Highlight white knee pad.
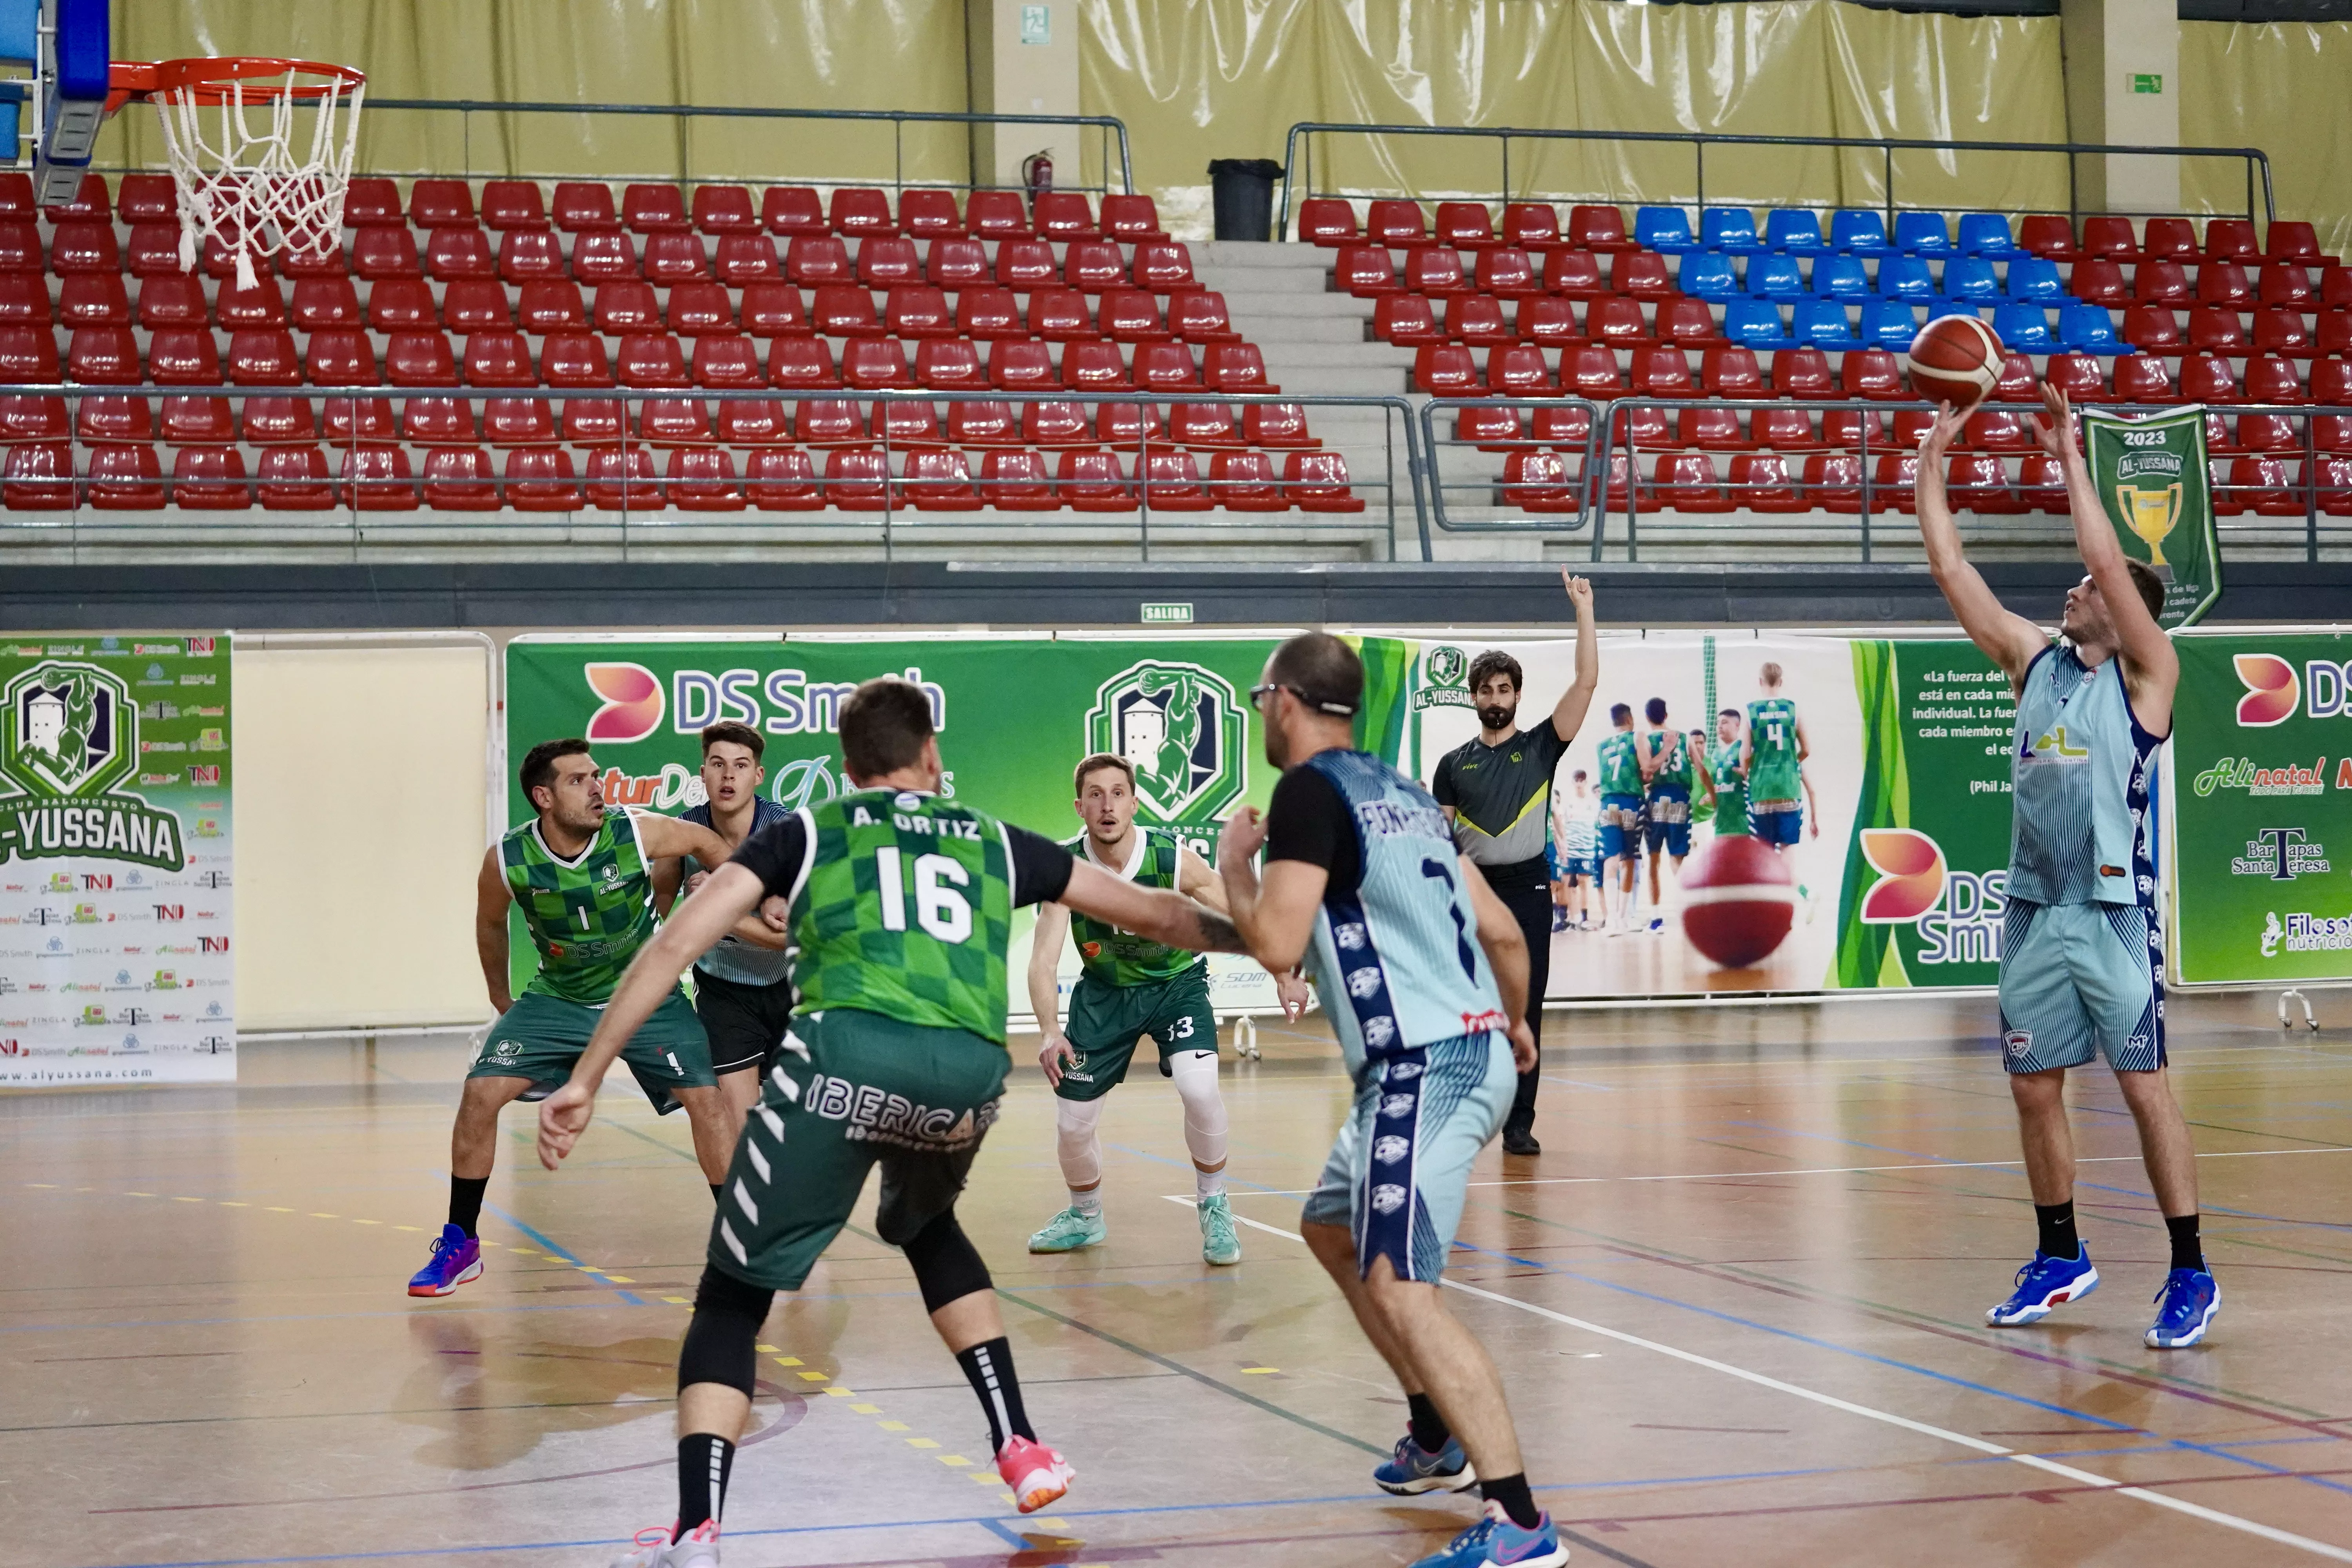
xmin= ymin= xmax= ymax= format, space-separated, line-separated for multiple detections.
xmin=1055 ymin=1095 xmax=1104 ymax=1189
xmin=1168 ymin=1049 xmax=1228 ymax=1170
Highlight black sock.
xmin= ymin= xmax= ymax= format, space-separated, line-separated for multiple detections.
xmin=955 ymin=1336 xmax=1036 ymax=1453
xmin=2034 ymin=1200 xmax=2078 ymax=1261
xmin=711 ymin=1183 xmax=724 ymax=1206
xmin=2166 ymin=1213 xmax=2205 ymax=1273
xmin=1406 ymin=1391 xmax=1451 ymax=1452
xmin=1481 ymin=1472 xmax=1542 ymax=1530
xmin=675 ymin=1433 xmax=734 ymax=1537
xmin=448 ymin=1175 xmax=488 ymax=1238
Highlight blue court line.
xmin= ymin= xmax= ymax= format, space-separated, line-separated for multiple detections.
xmin=481 ymin=1202 xmax=648 ymax=1306
xmin=1724 ymin=1118 xmax=2352 ymax=1237
xmin=1441 ymin=1235 xmax=2352 ymax=1500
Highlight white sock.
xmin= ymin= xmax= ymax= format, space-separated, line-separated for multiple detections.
xmin=1195 ymin=1165 xmax=1226 ymax=1201
xmin=1070 ymin=1186 xmax=1102 ymax=1217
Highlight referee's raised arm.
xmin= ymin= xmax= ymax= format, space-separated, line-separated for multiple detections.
xmin=1550 ymin=572 xmax=1599 ymax=743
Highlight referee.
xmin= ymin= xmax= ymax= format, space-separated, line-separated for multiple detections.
xmin=1428 ymin=573 xmax=1599 ymax=1156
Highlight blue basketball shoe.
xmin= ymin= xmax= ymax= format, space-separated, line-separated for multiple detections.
xmin=407 ymin=1223 xmax=482 ymax=1297
xmin=1373 ymin=1431 xmax=1477 ymax=1495
xmin=2146 ymin=1269 xmax=2220 ymax=1348
xmin=1409 ymin=1501 xmax=1570 ymax=1568
xmin=1986 ymin=1247 xmax=2097 ymax=1327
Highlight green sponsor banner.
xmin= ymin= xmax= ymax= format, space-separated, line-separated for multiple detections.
xmin=1832 ymin=639 xmax=2018 ymax=989
xmin=0 ymin=633 xmax=235 ymax=1087
xmin=2082 ymin=405 xmax=2221 ymax=629
xmin=503 ymin=634 xmax=1412 ymax=1004
xmin=2173 ymin=632 xmax=2352 ymax=983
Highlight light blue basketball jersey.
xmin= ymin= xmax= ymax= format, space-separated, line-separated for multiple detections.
xmin=1297 ymin=750 xmax=1508 ymax=1076
xmin=2008 ymin=643 xmax=2163 ymax=908
xmin=682 ymin=797 xmax=798 ymax=986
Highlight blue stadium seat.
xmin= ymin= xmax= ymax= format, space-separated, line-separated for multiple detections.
xmin=1810 ymin=254 xmax=1872 ymax=300
xmin=1762 ymin=209 xmax=1828 ymax=254
xmin=1860 ymin=297 xmax=1919 ymax=349
xmin=1956 ymin=212 xmax=2024 ymax=258
xmin=1941 ymin=257 xmax=2002 ymax=304
xmin=1894 ymin=211 xmax=1953 ymax=255
xmin=1877 ymin=256 xmax=1937 ymax=301
xmin=1636 ymin=206 xmax=1699 ymax=254
xmin=2005 ymin=257 xmax=2065 ymax=303
xmin=1926 ymin=299 xmax=1983 ymax=323
xmin=2058 ymin=301 xmax=2122 ymax=354
xmin=1678 ymin=250 xmax=1740 ymax=300
xmin=1745 ymin=252 xmax=1807 ymax=299
xmin=1700 ymin=206 xmax=1765 ymax=254
xmin=1992 ymin=301 xmax=2054 ymax=352
xmin=1791 ymin=298 xmax=1860 ymax=350
xmin=1829 ymin=209 xmax=1893 ymax=256
xmin=1722 ymin=298 xmax=1790 ymax=346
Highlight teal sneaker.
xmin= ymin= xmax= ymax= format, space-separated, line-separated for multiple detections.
xmin=1198 ymin=1193 xmax=1241 ymax=1266
xmin=1027 ymin=1205 xmax=1106 ymax=1253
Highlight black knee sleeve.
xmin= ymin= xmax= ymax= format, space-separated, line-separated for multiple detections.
xmin=901 ymin=1209 xmax=993 ymax=1314
xmin=678 ymin=1264 xmax=775 ymax=1398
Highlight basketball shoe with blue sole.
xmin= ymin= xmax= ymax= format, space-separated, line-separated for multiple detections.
xmin=1373 ymin=1432 xmax=1477 ymax=1495
xmin=2146 ymin=1268 xmax=2220 ymax=1348
xmin=407 ymin=1223 xmax=482 ymax=1297
xmin=1986 ymin=1247 xmax=2097 ymax=1327
xmin=1409 ymin=1501 xmax=1570 ymax=1568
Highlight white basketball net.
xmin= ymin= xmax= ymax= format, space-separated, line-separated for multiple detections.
xmin=147 ymin=65 xmax=364 ymax=292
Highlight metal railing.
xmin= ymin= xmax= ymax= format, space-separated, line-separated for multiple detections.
xmin=1417 ymin=396 xmax=1607 ymax=539
xmin=102 ymin=101 xmax=1136 ymax=199
xmin=1279 ymin=123 xmax=2275 ymax=238
xmin=0 ymin=385 xmax=1425 ymax=563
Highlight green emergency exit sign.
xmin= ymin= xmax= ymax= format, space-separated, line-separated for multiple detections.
xmin=1141 ymin=602 xmax=1193 ymax=624
xmin=2131 ymin=73 xmax=2163 ymax=94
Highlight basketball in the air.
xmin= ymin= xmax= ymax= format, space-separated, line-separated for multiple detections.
xmin=1682 ymin=835 xmax=1798 ymax=969
xmin=1905 ymin=315 xmax=2006 ymax=409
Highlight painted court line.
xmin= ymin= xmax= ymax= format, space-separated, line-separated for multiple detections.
xmin=1186 ymin=1201 xmax=2352 ymax=1563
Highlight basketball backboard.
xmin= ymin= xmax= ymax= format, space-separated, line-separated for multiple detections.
xmin=0 ymin=0 xmax=112 ymax=205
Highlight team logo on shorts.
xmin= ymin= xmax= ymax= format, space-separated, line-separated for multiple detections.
xmin=2003 ymin=1029 xmax=2033 ymax=1060
xmin=1346 ymin=969 xmax=1381 ymax=998
xmin=1369 ymin=1183 xmax=1408 ymax=1215
xmin=1373 ymin=1135 xmax=1410 ymax=1165
xmin=1380 ymin=1092 xmax=1417 ymax=1118
xmin=1386 ymin=1061 xmax=1423 ymax=1080
xmin=1362 ymin=1014 xmax=1396 ymax=1049
xmin=1334 ymin=922 xmax=1367 ymax=950
xmin=1083 ymin=661 xmax=1246 ymax=826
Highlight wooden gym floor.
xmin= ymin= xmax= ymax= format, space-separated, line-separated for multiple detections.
xmin=8 ymin=989 xmax=2352 ymax=1568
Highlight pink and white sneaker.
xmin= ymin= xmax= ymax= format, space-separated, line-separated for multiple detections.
xmin=996 ymin=1436 xmax=1075 ymax=1514
xmin=607 ymin=1520 xmax=719 ymax=1568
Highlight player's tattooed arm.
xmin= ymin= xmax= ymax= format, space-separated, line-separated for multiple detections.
xmin=474 ymin=847 xmax=514 ymax=1015
xmin=1063 ymin=860 xmax=1246 ymax=956
xmin=1460 ymin=857 xmax=1539 ymax=1073
xmin=537 ymin=861 xmax=766 ymax=1169
xmin=1550 ymin=572 xmax=1601 ymax=743
xmin=1917 ymin=400 xmax=2047 ymax=686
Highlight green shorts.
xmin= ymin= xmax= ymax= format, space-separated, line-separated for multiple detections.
xmin=469 ymin=989 xmax=716 ymax=1114
xmin=710 ymin=1007 xmax=1009 ymax=1291
xmin=1054 ymin=965 xmax=1217 ymax=1103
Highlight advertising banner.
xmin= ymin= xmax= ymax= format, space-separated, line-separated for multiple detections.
xmin=0 ymin=633 xmax=234 ymax=1086
xmin=503 ymin=635 xmax=1422 ymax=1015
xmin=2173 ymin=631 xmax=2352 ymax=983
xmin=2082 ymin=405 xmax=2221 ymax=629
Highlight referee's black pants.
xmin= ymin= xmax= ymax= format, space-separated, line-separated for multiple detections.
xmin=1494 ymin=880 xmax=1552 ymax=1138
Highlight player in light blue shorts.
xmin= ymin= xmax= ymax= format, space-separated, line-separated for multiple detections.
xmin=1220 ymin=633 xmax=1566 ymax=1568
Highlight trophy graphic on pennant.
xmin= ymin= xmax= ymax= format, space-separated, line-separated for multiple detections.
xmin=2118 ymin=481 xmax=2183 ymax=571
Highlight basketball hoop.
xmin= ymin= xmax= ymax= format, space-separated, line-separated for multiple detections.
xmin=108 ymin=58 xmax=366 ymax=292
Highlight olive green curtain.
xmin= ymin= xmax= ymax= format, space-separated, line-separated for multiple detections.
xmin=2178 ymin=20 xmax=2352 ymax=257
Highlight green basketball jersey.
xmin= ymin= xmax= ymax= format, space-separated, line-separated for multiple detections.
xmin=1709 ymin=737 xmax=1751 ymax=832
xmin=501 ymin=811 xmax=660 ymax=1005
xmin=1063 ymin=829 xmax=1204 ymax=988
xmin=1747 ymin=697 xmax=1802 ymax=803
xmin=1596 ymin=730 xmax=1643 ymax=798
xmin=790 ymin=789 xmax=1016 ymax=1043
xmin=1644 ymin=729 xmax=1692 ymax=793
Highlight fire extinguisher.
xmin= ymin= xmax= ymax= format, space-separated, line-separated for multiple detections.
xmin=1022 ymin=151 xmax=1053 ymax=199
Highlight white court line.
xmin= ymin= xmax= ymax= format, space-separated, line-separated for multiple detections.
xmin=1157 ymin=1196 xmax=2352 ymax=1562
xmin=1187 ymin=1144 xmax=2352 ymax=1200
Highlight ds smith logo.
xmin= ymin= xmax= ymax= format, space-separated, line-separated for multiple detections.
xmin=2230 ymin=653 xmax=2352 ymax=727
xmin=1084 ymin=661 xmax=1247 ymax=826
xmin=1412 ymin=644 xmax=1475 ymax=712
xmin=1856 ymin=828 xmax=2006 ymax=965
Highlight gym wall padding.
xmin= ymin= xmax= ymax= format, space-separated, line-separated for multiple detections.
xmin=232 ymin=644 xmax=492 ymax=1031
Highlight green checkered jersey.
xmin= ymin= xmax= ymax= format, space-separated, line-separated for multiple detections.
xmin=1643 ymin=730 xmax=1693 ymax=792
xmin=1747 ymin=697 xmax=1802 ymax=803
xmin=1063 ymin=829 xmax=1205 ymax=987
xmin=501 ymin=811 xmax=659 ymax=1005
xmin=1709 ymin=738 xmax=1751 ymax=832
xmin=1596 ymin=730 xmax=1643 ymax=797
xmin=732 ymin=788 xmax=1075 ymax=1045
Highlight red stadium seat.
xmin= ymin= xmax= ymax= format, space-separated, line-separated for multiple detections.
xmin=2112 ymin=353 xmax=2178 ymax=403
xmin=789 ymin=398 xmax=859 ymax=446
xmin=996 ymin=239 xmax=1060 ymax=289
xmin=1615 ymin=252 xmax=1678 ymax=300
xmin=1841 ymin=348 xmax=1907 ymax=401
xmin=497 ymin=227 xmax=566 ymax=283
xmin=1203 ymin=342 xmax=1276 ymax=393
xmin=49 ymin=221 xmax=120 ymax=274
xmin=508 ymin=281 xmax=583 ymax=336
xmin=1556 ymin=345 xmax=1622 ymax=398
xmin=148 ymin=328 xmax=221 ymax=386
xmin=759 ymin=338 xmax=835 ymax=391
xmin=1948 ymin=452 xmax=2024 ymax=514
xmin=2178 ymin=353 xmax=2242 ymax=404
xmin=87 ymin=443 xmax=167 ymax=509
xmin=830 ymin=187 xmax=896 ymax=238
xmin=2069 ymin=258 xmax=2129 ymax=307
xmin=1336 ymin=245 xmax=1400 ymax=298
xmin=1133 ymin=241 xmax=1196 ymax=294
xmin=1570 ymin=205 xmax=1637 ymax=252
xmin=2207 ymin=220 xmax=2260 ymax=262
xmin=762 ymin=187 xmax=826 ymax=236
xmin=1286 ymin=450 xmax=1365 ymax=512
xmin=1058 ymin=450 xmax=1134 ymax=512
xmin=2187 ymin=305 xmax=2247 ymax=353
xmin=116 ymin=173 xmax=172 ymax=224
xmin=657 ymin=281 xmax=729 ymax=336
xmin=1097 ymin=400 xmax=1166 ymax=450
xmin=443 ymin=279 xmax=514 ymax=333
xmin=321 ymin=396 xmax=398 ymax=443
xmin=0 ymin=220 xmax=41 ymax=272
xmin=2 ymin=441 xmax=74 ymax=509
xmin=884 ymin=284 xmax=955 ymax=340
xmin=494 ymin=447 xmax=577 ymax=512
xmin=352 ymin=227 xmax=423 ymax=280
xmin=1448 ymin=295 xmax=1510 ymax=346
xmin=872 ymin=396 xmax=942 ymax=446
xmin=483 ymin=181 xmax=549 ymax=230
xmin=709 ymin=395 xmax=786 ymax=446
xmin=1458 ymin=404 xmax=1526 ymax=450
xmin=1033 ymin=192 xmax=1098 ymax=241
xmin=1062 ymin=340 xmax=1131 ymax=391
xmin=553 ymin=182 xmax=620 ymax=231
xmin=623 ymin=184 xmax=691 ymax=234
xmin=1531 ymin=404 xmax=1592 ymax=448
xmin=0 ymin=394 xmax=73 ymax=442
xmin=2243 ymin=354 xmax=2305 ymax=404
xmin=810 ymin=283 xmax=882 ymax=338
xmin=399 ymin=396 xmax=477 ymax=444
xmin=214 ymin=280 xmax=285 ymax=330
xmin=1731 ymin=452 xmax=1806 ymax=512
xmin=251 ymin=445 xmax=334 ymax=510
xmin=1029 ymin=287 xmax=1094 ymax=343
xmin=1658 ymin=299 xmax=1724 ymax=348
xmin=158 ymin=395 xmax=236 ymax=443
xmin=2259 ymin=263 xmax=2315 ymax=309
xmin=2311 ymin=356 xmax=2352 ymax=403
xmin=1138 ymin=450 xmax=1212 ymax=510
xmin=786 ymin=236 xmax=853 ymax=286
xmin=1488 ymin=343 xmax=1555 ymax=395
xmin=1209 ymin=449 xmax=1288 ymax=510
xmin=665 ymin=448 xmax=746 ymax=511
xmin=2255 ymin=309 xmax=2314 ymax=359
xmin=2019 ymin=215 xmax=2076 ymax=261
xmin=978 ymin=448 xmax=1058 ymax=509
xmin=897 ymin=189 xmax=964 ymax=239
xmin=1101 ymin=288 xmax=1171 ymax=343
xmin=714 ymin=233 xmax=782 ymax=286
xmin=1368 ymin=200 xmax=1431 ymax=248
xmin=1773 ymin=349 xmax=1836 ymax=399
xmin=2042 ymin=352 xmax=2108 ymax=400
xmin=687 ymin=334 xmax=762 ymax=390
xmin=2198 ymin=261 xmax=2253 ymax=309
xmin=537 ymin=331 xmax=613 ymax=389
xmin=2267 ymin=221 xmax=2323 ymax=262
xmin=56 ymin=274 xmax=126 ymax=328
xmin=482 ymin=397 xmax=557 ymax=446
xmin=857 ymin=236 xmax=922 ymax=289
xmin=2081 ymin=216 xmax=2139 ymax=261
xmin=0 ymin=271 xmax=49 ymax=325
xmin=1066 ymin=240 xmax=1128 ymax=294
xmin=2122 ymin=305 xmax=2182 ymax=352
xmin=730 ymin=282 xmax=802 ymax=339
xmin=1244 ymin=402 xmax=1316 ymax=448
xmin=1630 ymin=345 xmax=1697 ymax=397
xmin=1515 ymin=297 xmax=1581 ymax=347
xmin=386 ymin=329 xmax=460 ymax=387
xmin=572 ymin=231 xmax=640 ymax=280
xmin=343 ymin=177 xmax=402 ymax=226
xmin=1414 ymin=343 xmax=1482 ymax=394
xmin=368 ymin=279 xmax=437 ymax=332
xmin=944 ymin=399 xmax=1018 ymax=446
xmin=1679 ymin=406 xmax=1748 ymax=451
xmin=944 ymin=285 xmax=1016 ymax=342
xmin=584 ymin=444 xmax=660 ymax=509
xmin=426 ymin=227 xmax=497 ymax=282
xmin=1171 ymin=401 xmax=1242 ymax=447
xmin=463 ymin=332 xmax=537 ymax=388
xmin=419 ymin=446 xmax=500 ymax=510
xmin=1476 ymin=247 xmax=1541 ymax=298
xmin=1405 ymin=247 xmax=1470 ymax=297
xmin=1023 ymin=400 xmax=1094 ymax=447
xmin=2015 ymin=453 xmax=2067 ymax=512
xmin=2141 ymin=218 xmax=2197 ymax=262
xmin=841 ymin=338 xmax=915 ymax=390
xmin=1101 ymin=194 xmax=1165 ymax=241
xmin=1376 ymin=294 xmax=1443 ymax=346
xmin=923 ymin=238 xmax=989 ymax=290
xmin=1298 ymin=198 xmax=1360 ymax=246
xmin=1501 ymin=203 xmax=1563 ymax=253
xmin=642 ymin=232 xmax=711 ymax=285
xmin=823 ymin=448 xmax=890 ymax=509
xmin=964 ymin=191 xmax=1030 ymax=240
xmin=902 ymin=449 xmax=982 ymax=512
xmin=1436 ymin=203 xmax=1498 ymax=250
xmin=2135 ymin=261 xmax=2191 ymax=305
xmin=745 ymin=447 xmax=824 ymax=510
xmin=1134 ymin=341 xmax=1203 ymax=391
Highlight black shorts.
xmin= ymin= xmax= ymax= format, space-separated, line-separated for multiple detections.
xmin=692 ymin=968 xmax=795 ymax=1077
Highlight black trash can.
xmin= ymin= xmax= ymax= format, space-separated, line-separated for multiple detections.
xmin=1207 ymin=158 xmax=1285 ymax=241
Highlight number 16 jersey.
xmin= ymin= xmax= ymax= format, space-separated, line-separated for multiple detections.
xmin=1264 ymin=749 xmax=1505 ymax=1076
